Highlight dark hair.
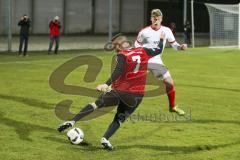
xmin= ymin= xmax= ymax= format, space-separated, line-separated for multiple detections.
xmin=111 ymin=33 xmax=123 ymax=42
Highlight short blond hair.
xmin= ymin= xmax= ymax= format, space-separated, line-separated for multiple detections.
xmin=151 ymin=9 xmax=163 ymax=17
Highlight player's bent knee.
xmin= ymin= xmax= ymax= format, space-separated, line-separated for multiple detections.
xmin=116 ymin=113 xmax=129 ymax=124
xmin=162 ymin=71 xmax=172 ymax=81
xmin=95 ymin=98 xmax=105 ymax=108
xmin=151 ymin=70 xmax=162 ymax=79
xmin=165 ymin=82 xmax=175 ymax=92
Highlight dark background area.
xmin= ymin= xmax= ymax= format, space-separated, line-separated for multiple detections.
xmin=145 ymin=0 xmax=239 ymax=33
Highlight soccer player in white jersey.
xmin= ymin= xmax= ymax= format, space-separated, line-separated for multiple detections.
xmin=135 ymin=9 xmax=187 ymax=115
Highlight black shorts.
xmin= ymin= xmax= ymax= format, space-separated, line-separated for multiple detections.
xmin=95 ymin=90 xmax=143 ymax=122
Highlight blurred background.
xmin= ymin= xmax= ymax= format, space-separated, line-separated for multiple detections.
xmin=0 ymin=0 xmax=239 ymax=51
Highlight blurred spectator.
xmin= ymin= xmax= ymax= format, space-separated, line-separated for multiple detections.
xmin=48 ymin=16 xmax=61 ymax=54
xmin=184 ymin=21 xmax=191 ymax=45
xmin=18 ymin=14 xmax=30 ymax=57
xmin=169 ymin=22 xmax=176 ymax=36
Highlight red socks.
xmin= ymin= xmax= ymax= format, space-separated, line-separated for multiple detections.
xmin=166 ymin=84 xmax=175 ymax=109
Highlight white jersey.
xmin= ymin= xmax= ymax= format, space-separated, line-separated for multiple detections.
xmin=135 ymin=25 xmax=179 ymax=65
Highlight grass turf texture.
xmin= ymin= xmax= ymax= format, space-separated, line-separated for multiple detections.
xmin=0 ymin=48 xmax=240 ymax=160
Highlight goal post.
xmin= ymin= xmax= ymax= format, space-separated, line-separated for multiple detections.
xmin=205 ymin=3 xmax=240 ymax=48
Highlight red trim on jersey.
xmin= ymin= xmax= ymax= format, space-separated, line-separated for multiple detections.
xmin=161 ymin=25 xmax=171 ymax=29
xmin=150 ymin=25 xmax=161 ymax=31
xmin=169 ymin=40 xmax=176 ymax=44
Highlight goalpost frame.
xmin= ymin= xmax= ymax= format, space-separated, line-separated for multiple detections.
xmin=8 ymin=0 xmax=12 ymax=52
xmin=191 ymin=0 xmax=195 ymax=48
xmin=205 ymin=3 xmax=240 ymax=48
xmin=238 ymin=3 xmax=240 ymax=49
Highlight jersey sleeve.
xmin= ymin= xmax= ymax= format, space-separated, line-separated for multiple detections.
xmin=166 ymin=27 xmax=176 ymax=43
xmin=134 ymin=30 xmax=144 ymax=47
xmin=166 ymin=27 xmax=181 ymax=50
xmin=105 ymin=54 xmax=126 ymax=86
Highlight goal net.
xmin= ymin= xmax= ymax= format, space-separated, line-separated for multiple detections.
xmin=205 ymin=3 xmax=240 ymax=48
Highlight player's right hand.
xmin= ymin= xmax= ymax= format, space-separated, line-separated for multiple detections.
xmin=180 ymin=44 xmax=187 ymax=50
xmin=96 ymin=84 xmax=109 ymax=92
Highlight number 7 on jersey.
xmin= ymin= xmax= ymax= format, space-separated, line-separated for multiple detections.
xmin=132 ymin=55 xmax=141 ymax=73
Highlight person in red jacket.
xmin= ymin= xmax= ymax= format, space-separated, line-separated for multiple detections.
xmin=48 ymin=16 xmax=61 ymax=54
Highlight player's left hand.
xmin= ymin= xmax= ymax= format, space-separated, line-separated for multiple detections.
xmin=160 ymin=32 xmax=165 ymax=39
xmin=96 ymin=84 xmax=109 ymax=92
xmin=180 ymin=44 xmax=187 ymax=50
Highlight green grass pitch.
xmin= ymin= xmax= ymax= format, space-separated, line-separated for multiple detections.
xmin=0 ymin=48 xmax=240 ymax=160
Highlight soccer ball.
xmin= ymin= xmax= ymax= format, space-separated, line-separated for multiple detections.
xmin=67 ymin=128 xmax=84 ymax=145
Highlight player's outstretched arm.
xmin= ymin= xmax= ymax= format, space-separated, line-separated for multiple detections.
xmin=97 ymin=54 xmax=126 ymax=92
xmin=170 ymin=41 xmax=188 ymax=51
xmin=178 ymin=44 xmax=187 ymax=50
xmin=167 ymin=27 xmax=187 ymax=51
